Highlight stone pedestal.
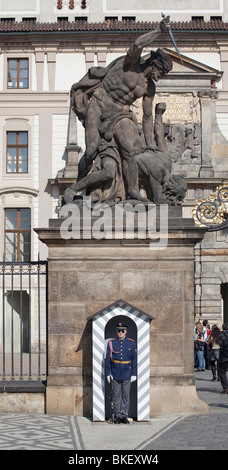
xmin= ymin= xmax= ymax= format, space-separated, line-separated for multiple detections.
xmin=36 ymin=207 xmax=210 ymax=418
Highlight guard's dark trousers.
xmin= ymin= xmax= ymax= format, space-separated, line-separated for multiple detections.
xmin=112 ymin=379 xmax=131 ymax=419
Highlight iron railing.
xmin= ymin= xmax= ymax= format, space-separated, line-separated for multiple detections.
xmin=0 ymin=260 xmax=48 ymax=383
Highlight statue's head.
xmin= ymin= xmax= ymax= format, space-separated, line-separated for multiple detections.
xmin=163 ymin=175 xmax=187 ymax=206
xmin=147 ymin=49 xmax=173 ymax=79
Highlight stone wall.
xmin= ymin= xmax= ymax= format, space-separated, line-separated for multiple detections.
xmin=36 ymin=210 xmax=209 ymax=417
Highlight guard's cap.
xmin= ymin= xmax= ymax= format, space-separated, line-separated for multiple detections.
xmin=116 ymin=322 xmax=128 ymax=330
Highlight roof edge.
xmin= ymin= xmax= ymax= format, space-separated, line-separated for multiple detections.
xmin=0 ymin=19 xmax=228 ymax=34
xmin=87 ymin=299 xmax=155 ymax=321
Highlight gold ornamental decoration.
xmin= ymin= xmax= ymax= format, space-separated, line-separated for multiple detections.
xmin=192 ymin=183 xmax=228 ymax=228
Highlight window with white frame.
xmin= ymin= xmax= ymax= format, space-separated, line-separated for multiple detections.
xmin=4 ymin=208 xmax=31 ymax=262
xmin=6 ymin=131 xmax=28 ymax=173
xmin=7 ymin=58 xmax=29 ymax=89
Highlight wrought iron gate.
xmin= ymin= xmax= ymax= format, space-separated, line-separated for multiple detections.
xmin=0 ymin=260 xmax=48 ymax=384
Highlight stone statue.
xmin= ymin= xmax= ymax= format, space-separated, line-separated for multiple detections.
xmin=63 ymin=16 xmax=187 ymax=206
xmin=189 ymin=92 xmax=200 ymax=123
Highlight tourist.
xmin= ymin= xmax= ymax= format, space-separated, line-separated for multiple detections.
xmin=195 ymin=323 xmax=206 ymax=371
xmin=207 ymin=325 xmax=221 ymax=381
xmin=203 ymin=319 xmax=209 ymax=369
xmin=218 ymin=322 xmax=228 ymax=393
xmin=194 ymin=321 xmax=201 ymax=369
xmin=206 ymin=323 xmax=211 ymax=337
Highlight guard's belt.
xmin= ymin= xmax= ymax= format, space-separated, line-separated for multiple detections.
xmin=111 ymin=359 xmax=131 ymax=364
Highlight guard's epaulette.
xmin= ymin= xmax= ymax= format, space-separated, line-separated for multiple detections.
xmin=127 ymin=337 xmax=135 ymax=341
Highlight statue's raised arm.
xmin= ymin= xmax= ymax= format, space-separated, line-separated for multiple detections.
xmin=124 ymin=16 xmax=171 ymax=66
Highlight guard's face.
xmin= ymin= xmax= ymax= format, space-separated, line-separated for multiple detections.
xmin=117 ymin=329 xmax=127 ymax=339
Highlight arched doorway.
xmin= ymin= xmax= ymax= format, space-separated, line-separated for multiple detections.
xmin=221 ymin=283 xmax=228 ymax=323
xmin=90 ymin=299 xmax=154 ymax=421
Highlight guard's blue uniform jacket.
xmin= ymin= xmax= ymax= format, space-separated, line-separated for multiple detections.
xmin=105 ymin=336 xmax=137 ymax=381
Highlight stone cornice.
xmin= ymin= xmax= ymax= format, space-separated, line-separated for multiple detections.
xmin=0 ymin=187 xmax=39 ymax=196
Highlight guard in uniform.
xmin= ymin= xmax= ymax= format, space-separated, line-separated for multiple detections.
xmin=105 ymin=322 xmax=137 ymax=423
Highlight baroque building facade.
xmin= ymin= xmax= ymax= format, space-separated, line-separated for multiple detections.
xmin=0 ymin=0 xmax=228 ymax=346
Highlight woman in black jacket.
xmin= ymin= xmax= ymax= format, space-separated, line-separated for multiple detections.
xmin=207 ymin=326 xmax=220 ymax=381
xmin=218 ymin=323 xmax=228 ymax=393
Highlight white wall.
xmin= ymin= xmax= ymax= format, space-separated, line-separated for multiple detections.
xmin=217 ymin=113 xmax=228 ymax=140
xmin=182 ymin=52 xmax=221 ymax=71
xmin=0 ymin=55 xmax=3 ymax=91
xmin=52 ymin=114 xmax=69 ymax=178
xmin=55 ymin=53 xmax=86 ymax=91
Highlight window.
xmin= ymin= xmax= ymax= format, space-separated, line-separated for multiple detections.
xmin=22 ymin=18 xmax=37 ymax=22
xmin=0 ymin=18 xmax=15 ymax=23
xmin=75 ymin=16 xmax=88 ymax=21
xmin=7 ymin=58 xmax=29 ymax=89
xmin=210 ymin=16 xmax=222 ymax=21
xmin=4 ymin=208 xmax=31 ymax=262
xmin=191 ymin=16 xmax=204 ymax=21
xmin=105 ymin=17 xmax=118 ymax=21
xmin=6 ymin=131 xmax=28 ymax=173
xmin=122 ymin=16 xmax=136 ymax=21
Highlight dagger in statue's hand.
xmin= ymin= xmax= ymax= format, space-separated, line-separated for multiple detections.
xmin=161 ymin=13 xmax=184 ymax=65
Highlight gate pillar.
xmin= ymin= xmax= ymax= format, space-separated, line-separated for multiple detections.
xmin=36 ymin=207 xmax=210 ymax=418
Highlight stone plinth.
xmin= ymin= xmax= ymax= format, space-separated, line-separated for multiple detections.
xmin=35 ymin=207 xmax=209 ymax=417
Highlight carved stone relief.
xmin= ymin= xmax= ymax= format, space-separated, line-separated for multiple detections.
xmin=133 ymin=92 xmax=202 ymax=176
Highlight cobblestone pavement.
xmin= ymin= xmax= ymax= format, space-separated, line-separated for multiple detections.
xmin=0 ymin=370 xmax=227 ymax=451
xmin=140 ymin=370 xmax=228 ymax=451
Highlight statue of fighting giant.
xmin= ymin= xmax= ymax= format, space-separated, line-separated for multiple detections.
xmin=64 ymin=16 xmax=187 ymax=206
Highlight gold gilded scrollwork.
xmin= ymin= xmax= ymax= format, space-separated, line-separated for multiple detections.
xmin=192 ymin=183 xmax=228 ymax=227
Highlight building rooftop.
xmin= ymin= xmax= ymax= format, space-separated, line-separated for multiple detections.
xmin=0 ymin=19 xmax=227 ymax=34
